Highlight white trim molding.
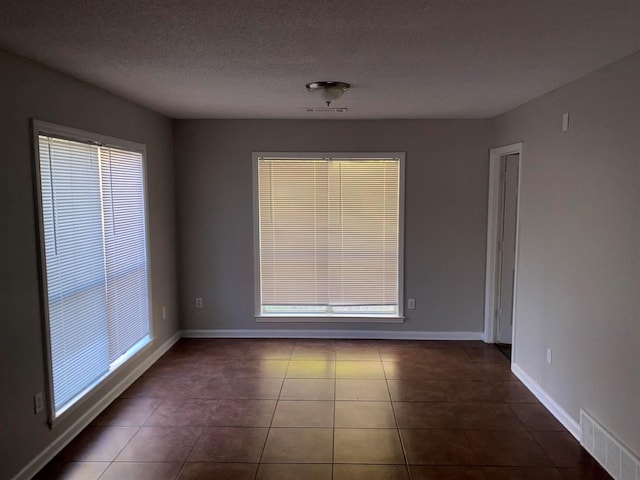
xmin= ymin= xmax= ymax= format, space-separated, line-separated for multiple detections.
xmin=255 ymin=316 xmax=405 ymax=324
xmin=483 ymin=142 xmax=523 ymax=348
xmin=511 ymin=362 xmax=581 ymax=440
xmin=252 ymin=152 xmax=406 ymax=320
xmin=12 ymin=332 xmax=181 ymax=480
xmin=181 ymin=329 xmax=484 ymax=340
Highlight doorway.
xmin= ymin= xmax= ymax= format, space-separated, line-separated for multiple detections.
xmin=484 ymin=143 xmax=522 ymax=359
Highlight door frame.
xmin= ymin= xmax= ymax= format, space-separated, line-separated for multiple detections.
xmin=483 ymin=143 xmax=523 ymax=355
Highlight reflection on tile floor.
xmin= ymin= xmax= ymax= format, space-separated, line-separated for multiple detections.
xmin=34 ymin=339 xmax=613 ymax=479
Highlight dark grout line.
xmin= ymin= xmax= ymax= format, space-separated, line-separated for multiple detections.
xmin=252 ymin=358 xmax=289 ymax=480
xmin=332 ymin=360 xmax=337 ymax=480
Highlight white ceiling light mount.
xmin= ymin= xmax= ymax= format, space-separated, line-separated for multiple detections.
xmin=306 ymin=81 xmax=351 ymax=106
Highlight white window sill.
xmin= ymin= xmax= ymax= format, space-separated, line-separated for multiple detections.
xmin=255 ymin=315 xmax=405 ymax=324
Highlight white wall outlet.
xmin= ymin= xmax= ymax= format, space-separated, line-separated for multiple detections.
xmin=546 ymin=347 xmax=552 ymax=364
xmin=34 ymin=392 xmax=44 ymax=414
xmin=562 ymin=112 xmax=569 ymax=132
xmin=195 ymin=297 xmax=203 ymax=308
xmin=161 ymin=306 xmax=167 ymax=320
xmin=407 ymin=298 xmax=416 ymax=310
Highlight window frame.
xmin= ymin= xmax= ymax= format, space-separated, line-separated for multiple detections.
xmin=252 ymin=152 xmax=405 ymax=323
xmin=32 ymin=120 xmax=154 ymax=426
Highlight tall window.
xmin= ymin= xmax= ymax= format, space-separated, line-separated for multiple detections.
xmin=254 ymin=153 xmax=404 ymax=319
xmin=34 ymin=121 xmax=151 ymax=420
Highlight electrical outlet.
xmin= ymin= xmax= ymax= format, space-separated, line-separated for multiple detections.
xmin=34 ymin=392 xmax=44 ymax=414
xmin=546 ymin=347 xmax=552 ymax=364
xmin=407 ymin=298 xmax=416 ymax=310
xmin=161 ymin=306 xmax=167 ymax=320
xmin=195 ymin=297 xmax=203 ymax=308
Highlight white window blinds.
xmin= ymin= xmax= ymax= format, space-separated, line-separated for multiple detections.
xmin=101 ymin=147 xmax=150 ymax=363
xmin=256 ymin=156 xmax=402 ymax=316
xmin=37 ymin=132 xmax=150 ymax=416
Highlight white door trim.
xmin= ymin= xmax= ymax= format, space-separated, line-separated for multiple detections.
xmin=483 ymin=143 xmax=523 ymax=355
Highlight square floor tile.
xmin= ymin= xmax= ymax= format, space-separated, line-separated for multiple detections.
xmin=33 ymin=461 xmax=109 ymax=480
xmin=256 ymin=463 xmax=332 ymax=480
xmin=116 ymin=426 xmax=202 ymax=462
xmin=122 ymin=374 xmax=213 ymax=400
xmin=294 ymin=340 xmax=337 ymax=348
xmin=57 ymin=426 xmax=139 ymax=462
xmin=465 ymin=347 xmax=509 ymax=364
xmin=387 ymin=380 xmax=446 ymax=401
xmin=336 ymin=361 xmax=385 ymax=379
xmin=291 ymin=344 xmax=336 ymax=361
xmin=286 ymin=360 xmax=336 ymax=378
xmin=92 ymin=398 xmax=162 ymax=426
xmin=144 ymin=399 xmax=217 ymax=426
xmin=483 ymin=466 xmax=565 ymax=479
xmin=100 ymin=462 xmax=182 ymax=480
xmin=410 ymin=466 xmax=488 ymax=479
xmin=557 ymin=464 xmax=613 ymax=479
xmin=334 ymin=429 xmax=404 ymax=464
xmin=393 ymin=402 xmax=458 ymax=429
xmin=429 ymin=363 xmax=484 ymax=381
xmin=335 ymin=345 xmax=381 ymax=361
xmin=208 ymin=399 xmax=276 ymax=427
xmin=532 ymin=431 xmax=594 ymax=468
xmin=440 ymin=381 xmax=502 ymax=402
xmin=333 ymin=464 xmax=409 ymax=479
xmin=245 ymin=341 xmax=294 ymax=360
xmin=510 ymin=403 xmax=565 ymax=431
xmin=465 ymin=429 xmax=553 ymax=466
xmin=383 ymin=361 xmax=434 ymax=380
xmin=490 ymin=383 xmax=538 ymax=403
xmin=400 ymin=429 xmax=478 ymax=465
xmin=452 ymin=403 xmax=526 ymax=430
xmin=178 ymin=463 xmax=258 ymax=480
xmin=272 ymin=400 xmax=334 ymax=427
xmin=475 ymin=364 xmax=519 ymax=382
xmin=188 ymin=427 xmax=267 ymax=463
xmin=230 ymin=360 xmax=289 ymax=377
xmin=279 ymin=378 xmax=335 ymax=400
xmin=335 ymin=379 xmax=390 ymax=401
xmin=335 ymin=401 xmax=396 ymax=428
xmin=261 ymin=428 xmax=333 ymax=463
xmin=335 ymin=351 xmax=381 ymax=361
xmin=379 ymin=346 xmax=429 ymax=362
xmin=214 ymin=378 xmax=283 ymax=399
xmin=422 ymin=348 xmax=473 ymax=364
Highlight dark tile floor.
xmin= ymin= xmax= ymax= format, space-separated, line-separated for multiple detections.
xmin=34 ymin=339 xmax=613 ymax=479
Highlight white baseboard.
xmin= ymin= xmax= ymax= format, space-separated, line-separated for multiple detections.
xmin=13 ymin=332 xmax=181 ymax=480
xmin=181 ymin=329 xmax=484 ymax=340
xmin=511 ymin=362 xmax=581 ymax=440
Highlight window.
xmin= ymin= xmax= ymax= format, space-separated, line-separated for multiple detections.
xmin=253 ymin=153 xmax=404 ymax=320
xmin=33 ymin=121 xmax=151 ymax=421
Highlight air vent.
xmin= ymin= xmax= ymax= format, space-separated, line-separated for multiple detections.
xmin=304 ymin=107 xmax=348 ymax=113
xmin=580 ymin=410 xmax=639 ymax=479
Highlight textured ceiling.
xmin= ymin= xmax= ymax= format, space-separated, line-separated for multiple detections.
xmin=1 ymin=0 xmax=639 ymax=119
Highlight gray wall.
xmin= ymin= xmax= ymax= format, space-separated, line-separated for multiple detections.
xmin=492 ymin=51 xmax=640 ymax=455
xmin=0 ymin=50 xmax=178 ymax=479
xmin=174 ymin=119 xmax=491 ymax=333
